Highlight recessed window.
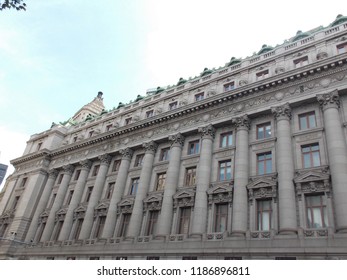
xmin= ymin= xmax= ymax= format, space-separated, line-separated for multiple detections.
xmin=85 ymin=186 xmax=93 ymax=202
xmin=89 ymin=257 xmax=100 ymax=260
xmin=72 ymin=218 xmax=83 ymax=240
xmin=74 ymin=169 xmax=81 ymax=181
xmin=185 ymin=167 xmax=196 ymax=186
xmin=125 ymin=117 xmax=132 ymax=125
xmin=130 ymin=178 xmax=139 ymax=195
xmin=195 ymin=92 xmax=204 ymax=101
xmin=49 ymin=194 xmax=56 ymax=208
xmin=178 ymin=207 xmax=191 ymax=234
xmin=169 ymin=101 xmax=178 ymax=110
xmin=301 ymin=144 xmax=320 ymax=168
xmin=118 ymin=213 xmax=131 ymax=237
xmin=12 ymin=196 xmax=20 ymax=210
xmin=20 ymin=177 xmax=28 ymax=188
xmin=294 ymin=56 xmax=308 ymax=68
xmin=37 ymin=142 xmax=43 ymax=151
xmin=257 ymin=199 xmax=272 ymax=231
xmin=156 ymin=173 xmax=166 ymax=191
xmin=218 ymin=160 xmax=232 ymax=181
xmin=94 ymin=216 xmax=106 ymax=238
xmin=256 ymin=123 xmax=271 ymax=140
xmin=223 ymin=82 xmax=235 ymax=92
xmin=299 ymin=111 xmax=316 ymax=130
xmin=92 ymin=165 xmax=100 ymax=176
xmin=134 ymin=154 xmax=144 ymax=167
xmin=65 ymin=190 xmax=74 ymax=205
xmin=256 ymin=69 xmax=269 ymax=80
xmin=337 ymin=43 xmax=347 ymax=54
xmin=306 ymin=195 xmax=328 ymax=228
xmin=146 ymin=211 xmax=159 ymax=235
xmin=220 ymin=132 xmax=233 ymax=148
xmin=105 ymin=182 xmax=115 ymax=199
xmin=257 ymin=152 xmax=272 ymax=175
xmin=159 ymin=147 xmax=170 ymax=161
xmin=214 ymin=203 xmax=228 ymax=232
xmin=146 ymin=110 xmax=154 ymax=118
xmin=53 ymin=221 xmax=63 ymax=241
xmin=57 ymin=174 xmax=63 ymax=185
xmin=188 ymin=140 xmax=200 ymax=155
xmin=112 ymin=160 xmax=121 ymax=172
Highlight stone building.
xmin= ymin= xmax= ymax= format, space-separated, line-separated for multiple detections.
xmin=1 ymin=15 xmax=347 ymax=260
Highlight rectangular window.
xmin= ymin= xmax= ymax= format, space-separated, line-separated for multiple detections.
xmin=92 ymin=165 xmax=100 ymax=177
xmin=36 ymin=223 xmax=46 ymax=242
xmin=294 ymin=56 xmax=309 ymax=68
xmin=156 ymin=173 xmax=166 ymax=191
xmin=74 ymin=169 xmax=81 ymax=181
xmin=12 ymin=196 xmax=20 ymax=210
xmin=185 ymin=167 xmax=196 ymax=186
xmin=220 ymin=132 xmax=233 ymax=148
xmin=105 ymin=182 xmax=115 ymax=199
xmin=195 ymin=92 xmax=204 ymax=101
xmin=49 ymin=194 xmax=56 ymax=208
xmin=302 ymin=144 xmax=321 ymax=168
xmin=119 ymin=213 xmax=131 ymax=237
xmin=57 ymin=174 xmax=63 ymax=185
xmin=214 ymin=203 xmax=228 ymax=232
xmin=188 ymin=140 xmax=200 ymax=155
xmin=219 ymin=160 xmax=232 ymax=181
xmin=134 ymin=154 xmax=144 ymax=167
xmin=130 ymin=178 xmax=139 ymax=195
xmin=337 ymin=43 xmax=347 ymax=54
xmin=223 ymin=82 xmax=235 ymax=92
xmin=256 ymin=122 xmax=271 ymax=140
xmin=257 ymin=152 xmax=272 ymax=175
xmin=65 ymin=190 xmax=74 ymax=205
xmin=125 ymin=117 xmax=132 ymax=125
xmin=85 ymin=186 xmax=93 ymax=202
xmin=299 ymin=112 xmax=316 ymax=130
xmin=159 ymin=147 xmax=170 ymax=161
xmin=37 ymin=142 xmax=42 ymax=151
xmin=146 ymin=211 xmax=159 ymax=235
xmin=169 ymin=101 xmax=178 ymax=110
xmin=257 ymin=199 xmax=272 ymax=231
xmin=256 ymin=70 xmax=269 ymax=80
xmin=94 ymin=216 xmax=106 ymax=238
xmin=52 ymin=221 xmax=63 ymax=241
xmin=21 ymin=177 xmax=28 ymax=188
xmin=146 ymin=110 xmax=154 ymax=118
xmin=178 ymin=207 xmax=191 ymax=234
xmin=112 ymin=160 xmax=121 ymax=172
xmin=306 ymin=195 xmax=328 ymax=228
xmin=72 ymin=219 xmax=83 ymax=240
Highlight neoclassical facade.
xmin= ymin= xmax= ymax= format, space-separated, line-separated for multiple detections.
xmin=1 ymin=15 xmax=347 ymax=259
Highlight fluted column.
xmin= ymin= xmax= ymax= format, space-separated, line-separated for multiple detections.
xmin=58 ymin=160 xmax=92 ymax=241
xmin=231 ymin=115 xmax=250 ymax=236
xmin=126 ymin=141 xmax=157 ymax=238
xmin=317 ymin=90 xmax=347 ymax=233
xmin=191 ymin=124 xmax=215 ymax=237
xmin=102 ymin=148 xmax=133 ymax=238
xmin=156 ymin=133 xmax=185 ymax=237
xmin=40 ymin=165 xmax=74 ymax=241
xmin=25 ymin=169 xmax=58 ymax=242
xmin=79 ymin=154 xmax=112 ymax=239
xmin=271 ymin=103 xmax=297 ymax=234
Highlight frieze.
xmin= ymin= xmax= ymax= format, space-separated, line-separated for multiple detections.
xmin=214 ymin=150 xmax=234 ymax=159
xmin=251 ymin=141 xmax=275 ymax=151
xmin=295 ymin=132 xmax=322 ymax=143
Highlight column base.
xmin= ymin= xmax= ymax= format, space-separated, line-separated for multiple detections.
xmin=278 ymin=228 xmax=298 ymax=235
xmin=230 ymin=230 xmax=246 ymax=237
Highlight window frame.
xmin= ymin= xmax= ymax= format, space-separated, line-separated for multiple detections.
xmin=256 ymin=69 xmax=269 ymax=80
xmin=134 ymin=154 xmax=144 ymax=167
xmin=299 ymin=111 xmax=316 ymax=130
xmin=214 ymin=203 xmax=228 ymax=232
xmin=256 ymin=122 xmax=271 ymax=140
xmin=146 ymin=110 xmax=154 ymax=118
xmin=301 ymin=143 xmax=321 ymax=168
xmin=220 ymin=132 xmax=233 ymax=148
xmin=130 ymin=178 xmax=139 ymax=195
xmin=305 ymin=194 xmax=328 ymax=229
xmin=218 ymin=160 xmax=232 ymax=181
xmin=105 ymin=182 xmax=115 ymax=199
xmin=85 ymin=186 xmax=93 ymax=202
xmin=156 ymin=172 xmax=166 ymax=191
xmin=159 ymin=147 xmax=170 ymax=161
xmin=178 ymin=207 xmax=191 ymax=234
xmin=92 ymin=165 xmax=100 ymax=177
xmin=184 ymin=167 xmax=197 ymax=187
xmin=188 ymin=140 xmax=200 ymax=155
xmin=194 ymin=92 xmax=204 ymax=101
xmin=112 ymin=160 xmax=121 ymax=172
xmin=125 ymin=117 xmax=132 ymax=125
xmin=223 ymin=82 xmax=235 ymax=92
xmin=257 ymin=152 xmax=272 ymax=175
xmin=337 ymin=43 xmax=347 ymax=54
xmin=146 ymin=210 xmax=159 ymax=236
xmin=118 ymin=213 xmax=131 ymax=237
xmin=257 ymin=199 xmax=272 ymax=231
xmin=293 ymin=56 xmax=309 ymax=68
xmin=169 ymin=101 xmax=178 ymax=110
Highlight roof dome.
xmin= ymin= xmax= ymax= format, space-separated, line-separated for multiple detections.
xmin=200 ymin=67 xmax=213 ymax=77
xmin=177 ymin=77 xmax=187 ymax=86
xmin=257 ymin=44 xmax=274 ymax=55
xmin=227 ymin=57 xmax=242 ymax=66
xmin=291 ymin=30 xmax=311 ymax=42
xmin=331 ymin=14 xmax=347 ymax=27
xmin=155 ymin=86 xmax=165 ymax=94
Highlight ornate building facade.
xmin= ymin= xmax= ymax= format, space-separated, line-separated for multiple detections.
xmin=1 ymin=15 xmax=347 ymax=259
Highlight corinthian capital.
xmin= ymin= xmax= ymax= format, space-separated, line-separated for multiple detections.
xmin=169 ymin=133 xmax=185 ymax=147
xmin=62 ymin=164 xmax=75 ymax=175
xmin=198 ymin=124 xmax=216 ymax=139
xmin=317 ymin=89 xmax=340 ymax=110
xmin=98 ymin=154 xmax=112 ymax=166
xmin=79 ymin=159 xmax=92 ymax=170
xmin=48 ymin=169 xmax=59 ymax=179
xmin=120 ymin=148 xmax=134 ymax=159
xmin=271 ymin=103 xmax=291 ymax=120
xmin=232 ymin=114 xmax=250 ymax=130
xmin=143 ymin=141 xmax=158 ymax=153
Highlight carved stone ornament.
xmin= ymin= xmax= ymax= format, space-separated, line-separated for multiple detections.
xmin=120 ymin=147 xmax=134 ymax=159
xmin=316 ymin=51 xmax=328 ymax=60
xmin=143 ymin=141 xmax=158 ymax=153
xmin=198 ymin=124 xmax=216 ymax=139
xmin=79 ymin=159 xmax=92 ymax=170
xmin=247 ymin=176 xmax=278 ymax=204
xmin=271 ymin=103 xmax=291 ymax=120
xmin=48 ymin=169 xmax=59 ymax=179
xmin=173 ymin=188 xmax=196 ymax=208
xmin=99 ymin=154 xmax=112 ymax=165
xmin=117 ymin=197 xmax=134 ymax=214
xmin=94 ymin=203 xmax=109 ymax=217
xmin=275 ymin=67 xmax=285 ymax=74
xmin=232 ymin=114 xmax=250 ymax=130
xmin=239 ymin=79 xmax=248 ymax=86
xmin=317 ymin=89 xmax=340 ymax=110
xmin=169 ymin=133 xmax=185 ymax=147
xmin=143 ymin=194 xmax=163 ymax=211
xmin=62 ymin=164 xmax=75 ymax=175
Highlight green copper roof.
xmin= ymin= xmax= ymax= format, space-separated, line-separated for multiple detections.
xmin=331 ymin=14 xmax=347 ymax=27
xmin=155 ymin=86 xmax=165 ymax=94
xmin=177 ymin=77 xmax=187 ymax=86
xmin=117 ymin=102 xmax=125 ymax=109
xmin=135 ymin=94 xmax=144 ymax=102
xmin=227 ymin=57 xmax=242 ymax=66
xmin=257 ymin=44 xmax=274 ymax=55
xmin=201 ymin=67 xmax=213 ymax=77
xmin=291 ymin=30 xmax=311 ymax=42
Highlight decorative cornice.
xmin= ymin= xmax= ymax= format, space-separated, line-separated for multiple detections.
xmin=232 ymin=114 xmax=250 ymax=130
xmin=271 ymin=102 xmax=292 ymax=120
xmin=169 ymin=133 xmax=185 ymax=147
xmin=317 ymin=89 xmax=340 ymax=110
xmin=120 ymin=147 xmax=134 ymax=160
xmin=98 ymin=154 xmax=112 ymax=166
xmin=79 ymin=159 xmax=92 ymax=170
xmin=198 ymin=124 xmax=216 ymax=139
xmin=143 ymin=141 xmax=158 ymax=153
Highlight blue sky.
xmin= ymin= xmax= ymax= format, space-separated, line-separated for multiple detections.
xmin=0 ymin=0 xmax=345 ymax=187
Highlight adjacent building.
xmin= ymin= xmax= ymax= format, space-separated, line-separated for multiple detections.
xmin=1 ymin=15 xmax=347 ymax=259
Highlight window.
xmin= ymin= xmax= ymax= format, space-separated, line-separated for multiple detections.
xmin=220 ymin=132 xmax=233 ymax=148
xmin=214 ymin=204 xmax=228 ymax=232
xmin=256 ymin=123 xmax=271 ymax=140
xmin=159 ymin=148 xmax=170 ymax=161
xmin=36 ymin=223 xmax=46 ymax=242
xmin=146 ymin=211 xmax=159 ymax=235
xmin=337 ymin=43 xmax=347 ymax=54
xmin=185 ymin=167 xmax=196 ymax=186
xmin=195 ymin=92 xmax=204 ymax=101
xmin=12 ymin=196 xmax=20 ymax=210
xmin=178 ymin=207 xmax=191 ymax=234
xmin=20 ymin=177 xmax=28 ymax=188
xmin=130 ymin=178 xmax=139 ymax=195
xmin=106 ymin=124 xmax=113 ymax=132
xmin=125 ymin=117 xmax=132 ymax=125
xmin=112 ymin=160 xmax=121 ymax=172
xmin=256 ymin=69 xmax=269 ymax=80
xmin=306 ymin=195 xmax=328 ymax=228
xmin=85 ymin=187 xmax=93 ymax=202
xmin=65 ymin=190 xmax=74 ymax=205
xmin=52 ymin=221 xmax=63 ymax=241
xmin=92 ymin=165 xmax=100 ymax=176
xmin=89 ymin=130 xmax=94 ymax=138
xmin=94 ymin=216 xmax=106 ymax=238
xmin=118 ymin=213 xmax=131 ymax=237
xmin=302 ymin=144 xmax=321 ymax=168
xmin=257 ymin=152 xmax=272 ymax=175
xmin=299 ymin=112 xmax=316 ymax=130
xmin=0 ymin=224 xmax=9 ymax=238
xmin=146 ymin=110 xmax=154 ymax=118
xmin=294 ymin=56 xmax=308 ymax=68
xmin=72 ymin=219 xmax=83 ymax=240
xmin=169 ymin=101 xmax=178 ymax=110
xmin=105 ymin=182 xmax=115 ymax=199
xmin=188 ymin=140 xmax=200 ymax=155
xmin=134 ymin=154 xmax=144 ymax=167
xmin=74 ymin=169 xmax=81 ymax=181
xmin=49 ymin=194 xmax=56 ymax=208
xmin=218 ymin=160 xmax=232 ymax=181
xmin=156 ymin=173 xmax=166 ymax=191
xmin=57 ymin=174 xmax=63 ymax=185
xmin=257 ymin=199 xmax=272 ymax=231
xmin=37 ymin=142 xmax=42 ymax=151
xmin=223 ymin=82 xmax=235 ymax=92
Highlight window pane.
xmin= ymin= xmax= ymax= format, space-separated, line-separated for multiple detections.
xmin=312 ymin=208 xmax=323 ymax=228
xmin=312 ymin=151 xmax=320 ymax=167
xmin=266 ymin=159 xmax=272 ymax=173
xmin=308 ymin=114 xmax=316 ymax=128
xmin=303 ymin=154 xmax=310 ymax=168
xmin=258 ymin=162 xmax=264 ymax=175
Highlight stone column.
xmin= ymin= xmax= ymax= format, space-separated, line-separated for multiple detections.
xmin=271 ymin=103 xmax=297 ymax=234
xmin=25 ymin=169 xmax=59 ymax=243
xmin=191 ymin=124 xmax=215 ymax=237
xmin=317 ymin=90 xmax=347 ymax=233
xmin=126 ymin=141 xmax=157 ymax=238
xmin=101 ymin=148 xmax=133 ymax=238
xmin=79 ymin=154 xmax=112 ymax=239
xmin=156 ymin=133 xmax=185 ymax=237
xmin=40 ymin=165 xmax=74 ymax=241
xmin=58 ymin=160 xmax=92 ymax=241
xmin=231 ymin=115 xmax=250 ymax=236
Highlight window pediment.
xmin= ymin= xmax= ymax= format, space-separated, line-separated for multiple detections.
xmin=247 ymin=176 xmax=277 ymax=190
xmin=294 ymin=167 xmax=330 ymax=183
